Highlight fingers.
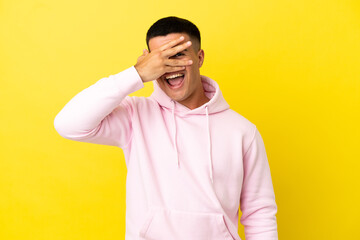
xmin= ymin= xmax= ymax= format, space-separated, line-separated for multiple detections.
xmin=163 ymin=58 xmax=193 ymax=74
xmin=136 ymin=48 xmax=150 ymax=63
xmin=164 ymin=58 xmax=193 ymax=67
xmin=163 ymin=41 xmax=192 ymax=58
xmin=136 ymin=36 xmax=192 ymax=81
xmin=137 ymin=55 xmax=144 ymax=62
xmin=165 ymin=66 xmax=186 ymax=73
xmin=159 ymin=36 xmax=185 ymax=51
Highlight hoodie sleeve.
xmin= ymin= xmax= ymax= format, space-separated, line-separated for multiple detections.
xmin=54 ymin=66 xmax=144 ymax=148
xmin=240 ymin=126 xmax=278 ymax=240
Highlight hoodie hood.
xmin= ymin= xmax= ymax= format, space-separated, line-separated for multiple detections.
xmin=150 ymin=75 xmax=230 ymax=183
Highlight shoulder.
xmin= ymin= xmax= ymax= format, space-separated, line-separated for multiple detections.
xmin=212 ymin=108 xmax=257 ymax=152
xmin=216 ymin=108 xmax=256 ymax=133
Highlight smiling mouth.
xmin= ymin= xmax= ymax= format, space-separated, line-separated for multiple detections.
xmin=165 ymin=73 xmax=185 ymax=88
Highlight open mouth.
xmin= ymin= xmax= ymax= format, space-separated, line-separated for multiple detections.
xmin=165 ymin=72 xmax=185 ymax=89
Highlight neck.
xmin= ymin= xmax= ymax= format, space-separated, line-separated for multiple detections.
xmin=179 ymin=90 xmax=210 ymax=110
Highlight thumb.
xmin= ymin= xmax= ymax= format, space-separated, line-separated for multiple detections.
xmin=143 ymin=49 xmax=149 ymax=55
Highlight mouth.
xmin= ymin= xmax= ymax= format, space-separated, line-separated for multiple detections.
xmin=164 ymin=72 xmax=185 ymax=89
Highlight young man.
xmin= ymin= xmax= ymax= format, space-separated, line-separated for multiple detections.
xmin=54 ymin=17 xmax=278 ymax=240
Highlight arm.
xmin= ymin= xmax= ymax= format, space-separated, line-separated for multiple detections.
xmin=54 ymin=36 xmax=194 ymax=147
xmin=240 ymin=126 xmax=278 ymax=240
xmin=54 ymin=66 xmax=144 ymax=147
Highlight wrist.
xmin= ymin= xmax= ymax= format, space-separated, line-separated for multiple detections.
xmin=134 ymin=65 xmax=147 ymax=83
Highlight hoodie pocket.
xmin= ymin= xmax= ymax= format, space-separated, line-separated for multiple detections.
xmin=139 ymin=208 xmax=234 ymax=240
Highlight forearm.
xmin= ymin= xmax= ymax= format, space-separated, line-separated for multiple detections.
xmin=54 ymin=66 xmax=144 ymax=141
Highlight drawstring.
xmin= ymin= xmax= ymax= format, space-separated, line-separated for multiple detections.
xmin=171 ymin=101 xmax=213 ymax=183
xmin=172 ymin=101 xmax=179 ymax=167
xmin=205 ymin=106 xmax=214 ymax=184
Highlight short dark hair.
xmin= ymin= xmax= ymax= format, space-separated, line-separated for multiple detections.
xmin=146 ymin=16 xmax=201 ymax=50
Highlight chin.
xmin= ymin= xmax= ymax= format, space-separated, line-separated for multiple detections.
xmin=167 ymin=91 xmax=187 ymax=102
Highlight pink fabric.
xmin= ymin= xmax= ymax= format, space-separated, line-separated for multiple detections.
xmin=54 ymin=66 xmax=278 ymax=240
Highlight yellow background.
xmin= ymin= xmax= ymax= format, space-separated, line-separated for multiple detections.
xmin=1 ymin=0 xmax=359 ymax=239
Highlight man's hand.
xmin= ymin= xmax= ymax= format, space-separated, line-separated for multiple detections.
xmin=134 ymin=36 xmax=193 ymax=82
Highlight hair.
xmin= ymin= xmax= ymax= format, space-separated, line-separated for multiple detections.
xmin=146 ymin=16 xmax=201 ymax=51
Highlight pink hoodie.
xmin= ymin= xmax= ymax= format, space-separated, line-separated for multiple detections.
xmin=54 ymin=66 xmax=278 ymax=240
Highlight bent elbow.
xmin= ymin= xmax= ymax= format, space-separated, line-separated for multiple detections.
xmin=53 ymin=113 xmax=71 ymax=139
xmin=53 ymin=113 xmax=84 ymax=140
xmin=54 ymin=112 xmax=101 ymax=142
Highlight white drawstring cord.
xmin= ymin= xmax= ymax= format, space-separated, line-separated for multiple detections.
xmin=205 ymin=106 xmax=213 ymax=183
xmin=172 ymin=101 xmax=179 ymax=167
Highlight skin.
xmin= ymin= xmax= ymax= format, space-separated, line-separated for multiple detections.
xmin=134 ymin=33 xmax=209 ymax=110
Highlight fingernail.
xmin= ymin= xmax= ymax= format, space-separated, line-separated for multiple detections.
xmin=187 ymin=41 xmax=191 ymax=45
xmin=180 ymin=36 xmax=184 ymax=40
xmin=188 ymin=60 xmax=193 ymax=64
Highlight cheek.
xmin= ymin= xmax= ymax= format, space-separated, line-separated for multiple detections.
xmin=156 ymin=80 xmax=167 ymax=90
xmin=186 ymin=64 xmax=198 ymax=78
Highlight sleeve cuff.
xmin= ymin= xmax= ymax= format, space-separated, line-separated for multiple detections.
xmin=111 ymin=66 xmax=145 ymax=95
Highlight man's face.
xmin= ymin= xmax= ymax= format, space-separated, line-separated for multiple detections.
xmin=148 ymin=33 xmax=204 ymax=106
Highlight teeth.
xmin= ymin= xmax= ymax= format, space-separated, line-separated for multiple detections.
xmin=166 ymin=73 xmax=184 ymax=80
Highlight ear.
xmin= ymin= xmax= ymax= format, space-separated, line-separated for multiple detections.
xmin=197 ymin=49 xmax=205 ymax=68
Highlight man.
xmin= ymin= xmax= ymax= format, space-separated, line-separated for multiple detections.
xmin=54 ymin=16 xmax=278 ymax=240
